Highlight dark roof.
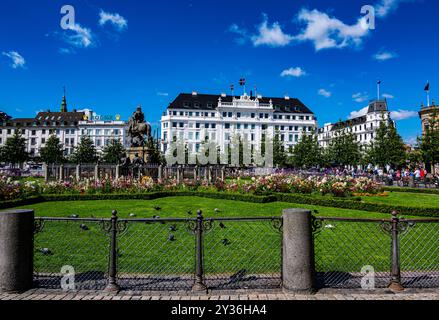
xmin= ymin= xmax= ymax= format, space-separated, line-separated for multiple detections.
xmin=0 ymin=112 xmax=85 ymax=127
xmin=331 ymin=116 xmax=367 ymax=131
xmin=36 ymin=112 xmax=85 ymax=122
xmin=368 ymin=100 xmax=388 ymax=113
xmin=168 ymin=93 xmax=314 ymax=114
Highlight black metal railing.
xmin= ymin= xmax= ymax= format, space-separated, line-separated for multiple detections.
xmin=33 ymin=211 xmax=282 ymax=292
xmin=313 ymin=212 xmax=439 ymax=289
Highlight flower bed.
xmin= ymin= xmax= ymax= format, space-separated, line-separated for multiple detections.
xmin=0 ymin=174 xmax=384 ymax=201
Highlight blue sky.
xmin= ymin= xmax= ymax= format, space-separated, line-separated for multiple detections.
xmin=0 ymin=0 xmax=437 ymax=143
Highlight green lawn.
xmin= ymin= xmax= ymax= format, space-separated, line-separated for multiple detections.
xmin=11 ymin=197 xmax=438 ymax=282
xmin=16 ymin=196 xmax=406 ymax=219
xmin=361 ymin=191 xmax=439 ymax=208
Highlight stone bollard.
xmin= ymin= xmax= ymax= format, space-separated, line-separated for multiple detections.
xmin=76 ymin=164 xmax=81 ymax=181
xmin=59 ymin=164 xmax=64 ymax=182
xmin=115 ymin=165 xmax=120 ymax=180
xmin=221 ymin=167 xmax=225 ymax=181
xmin=43 ymin=163 xmax=48 ymax=182
xmin=0 ymin=210 xmax=35 ymax=293
xmin=158 ymin=165 xmax=162 ymax=181
xmin=282 ymin=209 xmax=315 ymax=293
xmin=95 ymin=164 xmax=100 ymax=180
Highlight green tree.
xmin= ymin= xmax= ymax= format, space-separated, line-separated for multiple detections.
xmin=1 ymin=130 xmax=28 ymax=167
xmin=273 ymin=133 xmax=288 ymax=167
xmin=102 ymin=139 xmax=126 ymax=164
xmin=366 ymin=121 xmax=406 ymax=169
xmin=70 ymin=135 xmax=98 ymax=164
xmin=291 ymin=134 xmax=322 ymax=168
xmin=327 ymin=130 xmax=361 ymax=167
xmin=146 ymin=136 xmax=164 ymax=165
xmin=40 ymin=134 xmax=65 ymax=164
xmin=418 ymin=108 xmax=439 ymax=173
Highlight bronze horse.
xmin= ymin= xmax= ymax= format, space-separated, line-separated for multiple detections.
xmin=129 ymin=122 xmax=152 ymax=147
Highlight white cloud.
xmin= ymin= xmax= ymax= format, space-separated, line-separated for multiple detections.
xmin=374 ymin=50 xmax=398 ymax=61
xmin=228 ymin=24 xmax=248 ymax=45
xmin=62 ymin=23 xmax=95 ymax=48
xmin=382 ymin=93 xmax=395 ymax=99
xmin=318 ymin=88 xmax=332 ymax=98
xmin=352 ymin=92 xmax=369 ymax=103
xmin=294 ymin=9 xmax=369 ymax=51
xmin=280 ymin=67 xmax=307 ymax=78
xmin=348 ymin=106 xmax=369 ymax=119
xmin=405 ymin=136 xmax=418 ymax=146
xmin=251 ymin=15 xmax=294 ymax=47
xmin=2 ymin=51 xmax=26 ymax=69
xmin=99 ymin=10 xmax=128 ymax=31
xmin=390 ymin=109 xmax=418 ymax=121
xmin=157 ymin=92 xmax=169 ymax=97
xmin=376 ymin=0 xmax=402 ymax=18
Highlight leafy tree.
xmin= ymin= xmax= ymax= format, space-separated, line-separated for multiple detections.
xmin=366 ymin=121 xmax=406 ymax=169
xmin=273 ymin=133 xmax=288 ymax=167
xmin=146 ymin=136 xmax=164 ymax=165
xmin=102 ymin=139 xmax=126 ymax=164
xmin=291 ymin=134 xmax=322 ymax=168
xmin=40 ymin=134 xmax=65 ymax=164
xmin=1 ymin=130 xmax=28 ymax=167
xmin=418 ymin=108 xmax=439 ymax=173
xmin=70 ymin=135 xmax=98 ymax=164
xmin=327 ymin=130 xmax=361 ymax=167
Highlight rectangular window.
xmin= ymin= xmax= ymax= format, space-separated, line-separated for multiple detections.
xmin=251 ymin=113 xmax=255 ymax=118
xmin=212 ymin=124 xmax=216 ymax=129
xmin=225 ymin=123 xmax=230 ymax=129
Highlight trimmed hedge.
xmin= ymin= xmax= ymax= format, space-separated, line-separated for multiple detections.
xmin=2 ymin=191 xmax=438 ymax=218
xmin=384 ymin=187 xmax=439 ymax=195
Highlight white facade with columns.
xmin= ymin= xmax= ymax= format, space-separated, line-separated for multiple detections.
xmin=160 ymin=92 xmax=318 ymax=156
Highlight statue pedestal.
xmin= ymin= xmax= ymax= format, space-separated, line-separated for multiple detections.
xmin=127 ymin=147 xmax=152 ymax=164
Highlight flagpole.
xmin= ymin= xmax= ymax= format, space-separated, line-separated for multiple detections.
xmin=377 ymin=81 xmax=381 ymax=100
xmin=427 ymin=80 xmax=430 ymax=106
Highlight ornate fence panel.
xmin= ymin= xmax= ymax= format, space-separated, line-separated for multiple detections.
xmin=399 ymin=219 xmax=439 ymax=288
xmin=33 ymin=218 xmax=109 ymax=290
xmin=313 ymin=216 xmax=392 ymax=289
xmin=79 ymin=164 xmax=96 ymax=180
xmin=116 ymin=218 xmax=196 ymax=291
xmin=203 ymin=217 xmax=283 ymax=290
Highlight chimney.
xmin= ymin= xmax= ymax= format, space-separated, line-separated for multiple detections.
xmin=192 ymin=91 xmax=198 ymax=96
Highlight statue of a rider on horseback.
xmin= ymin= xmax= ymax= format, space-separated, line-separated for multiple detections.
xmin=128 ymin=105 xmax=152 ymax=147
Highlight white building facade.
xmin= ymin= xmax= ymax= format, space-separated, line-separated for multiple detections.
xmin=318 ymin=100 xmax=392 ymax=150
xmin=161 ymin=92 xmax=318 ymax=157
xmin=0 ymin=97 xmax=129 ymax=159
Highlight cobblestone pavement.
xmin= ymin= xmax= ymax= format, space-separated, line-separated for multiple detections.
xmin=0 ymin=288 xmax=438 ymax=300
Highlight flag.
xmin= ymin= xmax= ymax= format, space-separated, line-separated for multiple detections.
xmin=377 ymin=80 xmax=381 ymax=85
xmin=425 ymin=82 xmax=430 ymax=91
xmin=239 ymin=78 xmax=246 ymax=86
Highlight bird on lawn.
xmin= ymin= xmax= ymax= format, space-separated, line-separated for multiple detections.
xmin=168 ymin=234 xmax=175 ymax=242
xmin=80 ymin=224 xmax=89 ymax=231
xmin=219 ymin=223 xmax=226 ymax=229
xmin=222 ymin=239 xmax=231 ymax=246
xmin=40 ymin=248 xmax=53 ymax=256
xmin=154 ymin=206 xmax=162 ymax=211
xmin=129 ymin=213 xmax=137 ymax=217
xmin=70 ymin=214 xmax=79 ymax=218
xmin=187 ymin=210 xmax=193 ymax=215
xmin=169 ymin=225 xmax=177 ymax=232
